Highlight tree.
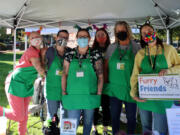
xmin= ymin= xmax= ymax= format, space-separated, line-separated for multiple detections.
xmin=0 ymin=27 xmax=13 ymax=42
xmin=172 ymin=26 xmax=180 ymax=41
xmin=0 ymin=27 xmax=25 ymax=43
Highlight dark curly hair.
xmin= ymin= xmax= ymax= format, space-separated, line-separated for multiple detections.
xmin=57 ymin=29 xmax=69 ymax=37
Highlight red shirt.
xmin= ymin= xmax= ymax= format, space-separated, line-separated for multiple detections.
xmin=15 ymin=46 xmax=40 ymax=69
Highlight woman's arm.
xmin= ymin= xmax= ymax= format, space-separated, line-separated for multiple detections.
xmin=61 ymin=60 xmax=70 ymax=95
xmin=40 ymin=47 xmax=48 ymax=69
xmin=30 ymin=57 xmax=45 ymax=77
xmin=159 ymin=46 xmax=180 ymax=76
xmin=95 ymin=59 xmax=104 ymax=95
xmin=130 ymin=51 xmax=146 ymax=102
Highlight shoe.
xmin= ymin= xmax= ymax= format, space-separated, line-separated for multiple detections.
xmin=92 ymin=130 xmax=99 ymax=135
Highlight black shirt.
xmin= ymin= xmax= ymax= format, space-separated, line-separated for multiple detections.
xmin=64 ymin=47 xmax=102 ymax=70
xmin=45 ymin=46 xmax=64 ymax=70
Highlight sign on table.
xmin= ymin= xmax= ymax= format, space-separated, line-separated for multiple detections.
xmin=60 ymin=119 xmax=77 ymax=135
xmin=166 ymin=108 xmax=180 ymax=135
xmin=138 ymin=74 xmax=180 ymax=99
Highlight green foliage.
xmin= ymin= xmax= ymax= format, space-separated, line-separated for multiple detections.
xmin=156 ymin=29 xmax=167 ymax=41
xmin=172 ymin=26 xmax=180 ymax=41
xmin=0 ymin=27 xmax=25 ymax=43
xmin=0 ymin=27 xmax=13 ymax=42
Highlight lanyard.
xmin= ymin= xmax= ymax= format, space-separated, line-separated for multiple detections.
xmin=147 ymin=45 xmax=159 ymax=70
xmin=117 ymin=42 xmax=131 ymax=60
xmin=54 ymin=48 xmax=63 ymax=69
xmin=76 ymin=47 xmax=90 ymax=68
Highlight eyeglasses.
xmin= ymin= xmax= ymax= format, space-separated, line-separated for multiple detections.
xmin=59 ymin=36 xmax=68 ymax=40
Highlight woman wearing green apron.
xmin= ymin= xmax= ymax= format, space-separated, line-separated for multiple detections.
xmin=91 ymin=26 xmax=111 ymax=135
xmin=0 ymin=32 xmax=45 ymax=135
xmin=61 ymin=27 xmax=103 ymax=135
xmin=104 ymin=21 xmax=141 ymax=135
xmin=44 ymin=30 xmax=69 ymax=121
xmin=130 ymin=23 xmax=180 ymax=135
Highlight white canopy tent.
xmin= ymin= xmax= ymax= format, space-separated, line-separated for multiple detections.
xmin=0 ymin=0 xmax=180 ymax=67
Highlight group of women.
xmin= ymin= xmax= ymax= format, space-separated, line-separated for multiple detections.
xmin=0 ymin=21 xmax=180 ymax=135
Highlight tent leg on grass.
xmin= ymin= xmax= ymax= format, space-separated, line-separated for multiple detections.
xmin=13 ymin=28 xmax=16 ymax=69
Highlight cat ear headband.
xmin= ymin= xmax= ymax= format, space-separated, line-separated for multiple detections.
xmin=74 ymin=24 xmax=92 ymax=31
xmin=92 ymin=24 xmax=107 ymax=31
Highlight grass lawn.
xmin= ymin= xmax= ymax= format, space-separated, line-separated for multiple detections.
xmin=0 ymin=51 xmax=143 ymax=135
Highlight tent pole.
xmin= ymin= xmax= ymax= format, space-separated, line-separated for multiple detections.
xmin=167 ymin=22 xmax=177 ymax=29
xmin=15 ymin=0 xmax=29 ymax=19
xmin=0 ymin=18 xmax=14 ymax=28
xmin=151 ymin=0 xmax=167 ymax=17
xmin=18 ymin=20 xmax=62 ymax=28
xmin=150 ymin=0 xmax=167 ymax=29
xmin=13 ymin=28 xmax=17 ymax=69
xmin=167 ymin=29 xmax=170 ymax=44
xmin=20 ymin=19 xmax=54 ymax=28
xmin=155 ymin=7 xmax=167 ymax=30
xmin=12 ymin=0 xmax=31 ymax=69
xmin=25 ymin=34 xmax=28 ymax=50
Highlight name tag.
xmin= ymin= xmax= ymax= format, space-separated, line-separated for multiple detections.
xmin=76 ymin=71 xmax=84 ymax=78
xmin=56 ymin=70 xmax=63 ymax=76
xmin=117 ymin=63 xmax=125 ymax=70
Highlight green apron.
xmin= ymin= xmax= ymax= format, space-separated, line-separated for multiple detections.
xmin=104 ymin=43 xmax=135 ymax=102
xmin=8 ymin=66 xmax=38 ymax=97
xmin=137 ymin=47 xmax=173 ymax=114
xmin=62 ymin=50 xmax=101 ymax=110
xmin=45 ymin=49 xmax=63 ymax=100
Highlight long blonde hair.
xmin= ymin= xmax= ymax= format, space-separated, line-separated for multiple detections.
xmin=114 ymin=21 xmax=133 ymax=43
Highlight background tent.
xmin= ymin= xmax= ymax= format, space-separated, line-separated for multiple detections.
xmin=0 ymin=0 xmax=180 ymax=66
xmin=0 ymin=0 xmax=180 ymax=29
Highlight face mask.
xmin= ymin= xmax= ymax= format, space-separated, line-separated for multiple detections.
xmin=77 ymin=38 xmax=89 ymax=48
xmin=143 ymin=32 xmax=156 ymax=43
xmin=57 ymin=38 xmax=67 ymax=46
xmin=97 ymin=37 xmax=107 ymax=44
xmin=30 ymin=38 xmax=42 ymax=47
xmin=116 ymin=31 xmax=128 ymax=41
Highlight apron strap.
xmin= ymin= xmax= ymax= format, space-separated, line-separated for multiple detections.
xmin=54 ymin=47 xmax=63 ymax=69
xmin=145 ymin=46 xmax=147 ymax=56
xmin=117 ymin=41 xmax=133 ymax=60
xmin=75 ymin=47 xmax=91 ymax=68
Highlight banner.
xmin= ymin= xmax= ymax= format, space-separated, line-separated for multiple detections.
xmin=138 ymin=74 xmax=180 ymax=99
